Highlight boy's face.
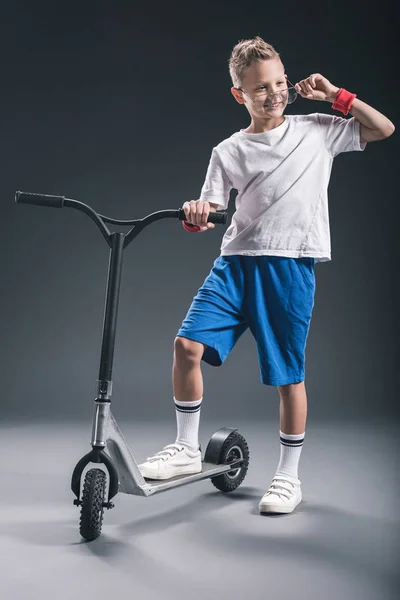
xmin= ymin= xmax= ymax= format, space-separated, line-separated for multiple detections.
xmin=232 ymin=57 xmax=288 ymax=118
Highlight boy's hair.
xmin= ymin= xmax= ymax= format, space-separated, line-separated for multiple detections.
xmin=228 ymin=36 xmax=281 ymax=89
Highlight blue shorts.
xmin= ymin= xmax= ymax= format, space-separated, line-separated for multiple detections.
xmin=176 ymin=255 xmax=315 ymax=386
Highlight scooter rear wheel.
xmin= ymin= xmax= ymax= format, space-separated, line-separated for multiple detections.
xmin=210 ymin=431 xmax=249 ymax=492
xmin=79 ymin=468 xmax=106 ymax=541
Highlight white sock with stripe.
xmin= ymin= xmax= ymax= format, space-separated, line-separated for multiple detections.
xmin=174 ymin=397 xmax=202 ymax=450
xmin=275 ymin=430 xmax=305 ymax=480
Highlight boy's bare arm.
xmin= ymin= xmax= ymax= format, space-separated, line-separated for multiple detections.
xmin=295 ymin=74 xmax=395 ymax=143
xmin=328 ymin=93 xmax=395 ymax=143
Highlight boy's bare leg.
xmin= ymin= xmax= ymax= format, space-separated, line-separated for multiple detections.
xmin=277 ymin=382 xmax=308 ymax=434
xmin=173 ymin=336 xmax=206 ymax=401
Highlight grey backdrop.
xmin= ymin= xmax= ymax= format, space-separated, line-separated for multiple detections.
xmin=2 ymin=0 xmax=398 ymax=424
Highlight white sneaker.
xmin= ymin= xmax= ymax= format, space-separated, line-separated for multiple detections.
xmin=138 ymin=442 xmax=202 ymax=480
xmin=259 ymin=474 xmax=302 ymax=514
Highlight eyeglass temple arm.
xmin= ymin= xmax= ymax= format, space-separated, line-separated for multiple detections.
xmin=237 ymin=80 xmax=296 ymax=94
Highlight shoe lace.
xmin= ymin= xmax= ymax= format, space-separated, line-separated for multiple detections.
xmin=145 ymin=443 xmax=185 ymax=462
xmin=266 ymin=477 xmax=297 ymax=500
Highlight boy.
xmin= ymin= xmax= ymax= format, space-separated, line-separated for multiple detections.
xmin=138 ymin=37 xmax=394 ymax=514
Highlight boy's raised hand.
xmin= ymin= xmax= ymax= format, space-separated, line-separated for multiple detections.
xmin=295 ymin=73 xmax=339 ymax=103
xmin=182 ymin=200 xmax=216 ymax=232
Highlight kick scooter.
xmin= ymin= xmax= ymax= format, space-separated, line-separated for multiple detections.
xmin=15 ymin=191 xmax=250 ymax=542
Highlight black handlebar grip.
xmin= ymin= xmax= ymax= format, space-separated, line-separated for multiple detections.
xmin=15 ymin=191 xmax=66 ymax=208
xmin=178 ymin=208 xmax=227 ymax=224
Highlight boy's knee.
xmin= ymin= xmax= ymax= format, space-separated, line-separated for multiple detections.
xmin=174 ymin=336 xmax=207 ymax=363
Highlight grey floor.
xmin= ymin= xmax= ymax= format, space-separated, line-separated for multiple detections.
xmin=0 ymin=419 xmax=398 ymax=600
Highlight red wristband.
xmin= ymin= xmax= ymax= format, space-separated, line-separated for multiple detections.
xmin=332 ymin=88 xmax=357 ymax=116
xmin=182 ymin=220 xmax=202 ymax=232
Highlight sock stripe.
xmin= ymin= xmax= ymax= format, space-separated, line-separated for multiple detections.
xmin=280 ymin=437 xmax=304 ymax=447
xmin=280 ymin=440 xmax=304 ymax=447
xmin=175 ymin=405 xmax=202 ymax=413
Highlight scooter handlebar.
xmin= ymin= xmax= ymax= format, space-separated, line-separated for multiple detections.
xmin=15 ymin=191 xmax=65 ymax=208
xmin=15 ymin=191 xmax=228 ymax=225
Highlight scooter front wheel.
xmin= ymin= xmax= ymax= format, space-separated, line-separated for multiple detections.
xmin=79 ymin=468 xmax=107 ymax=541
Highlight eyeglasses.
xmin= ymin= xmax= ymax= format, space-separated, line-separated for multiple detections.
xmin=236 ymin=79 xmax=298 ymax=107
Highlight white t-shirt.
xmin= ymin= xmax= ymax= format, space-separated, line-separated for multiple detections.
xmin=198 ymin=112 xmax=367 ymax=263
